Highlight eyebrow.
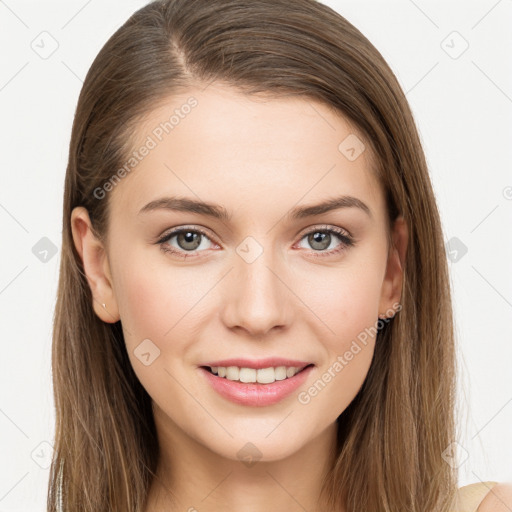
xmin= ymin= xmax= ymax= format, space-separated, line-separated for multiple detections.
xmin=138 ymin=195 xmax=372 ymax=221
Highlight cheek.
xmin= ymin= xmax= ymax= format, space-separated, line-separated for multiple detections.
xmin=296 ymin=283 xmax=381 ymax=418
xmin=294 ymin=246 xmax=386 ymax=410
xmin=112 ymin=252 xmax=200 ymax=351
xmin=112 ymin=255 xmax=209 ymax=400
xmin=112 ymin=250 xmax=229 ymax=384
xmin=300 ymin=249 xmax=386 ymax=344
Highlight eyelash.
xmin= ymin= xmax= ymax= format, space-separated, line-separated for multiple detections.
xmin=156 ymin=224 xmax=355 ymax=260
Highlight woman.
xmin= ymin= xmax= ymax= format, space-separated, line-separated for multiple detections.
xmin=47 ymin=0 xmax=511 ymax=510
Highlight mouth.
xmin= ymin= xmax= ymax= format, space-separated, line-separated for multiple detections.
xmin=199 ymin=363 xmax=315 ymax=407
xmin=200 ymin=363 xmax=314 ymax=384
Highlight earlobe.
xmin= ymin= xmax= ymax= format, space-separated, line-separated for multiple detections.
xmin=378 ymin=215 xmax=408 ymax=318
xmin=70 ymin=206 xmax=120 ymax=323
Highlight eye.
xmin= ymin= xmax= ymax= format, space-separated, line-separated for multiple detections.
xmin=156 ymin=226 xmax=216 ymax=259
xmin=295 ymin=225 xmax=354 ymax=257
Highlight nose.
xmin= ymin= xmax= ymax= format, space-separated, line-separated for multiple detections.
xmin=220 ymin=245 xmax=292 ymax=337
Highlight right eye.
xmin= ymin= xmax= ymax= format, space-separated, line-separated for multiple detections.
xmin=156 ymin=226 xmax=217 ymax=258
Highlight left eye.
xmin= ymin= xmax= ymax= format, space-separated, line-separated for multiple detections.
xmin=296 ymin=228 xmax=353 ymax=253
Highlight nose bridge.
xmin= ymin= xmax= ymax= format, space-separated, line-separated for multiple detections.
xmin=221 ymin=235 xmax=290 ymax=335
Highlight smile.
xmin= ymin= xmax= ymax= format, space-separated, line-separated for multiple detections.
xmin=205 ymin=364 xmax=310 ymax=383
xmin=199 ymin=364 xmax=315 ymax=407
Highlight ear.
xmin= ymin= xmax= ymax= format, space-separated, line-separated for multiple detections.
xmin=70 ymin=206 xmax=120 ymax=323
xmin=378 ymin=215 xmax=408 ymax=318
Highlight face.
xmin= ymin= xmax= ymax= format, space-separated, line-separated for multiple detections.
xmin=72 ymin=83 xmax=406 ymax=465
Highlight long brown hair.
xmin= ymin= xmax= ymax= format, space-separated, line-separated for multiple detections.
xmin=48 ymin=0 xmax=458 ymax=510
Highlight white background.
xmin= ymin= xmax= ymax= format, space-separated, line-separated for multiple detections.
xmin=0 ymin=0 xmax=511 ymax=510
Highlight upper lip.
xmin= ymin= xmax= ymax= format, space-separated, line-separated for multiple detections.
xmin=200 ymin=358 xmax=314 ymax=370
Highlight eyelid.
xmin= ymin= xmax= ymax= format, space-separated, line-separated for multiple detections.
xmin=156 ymin=224 xmax=217 ymax=244
xmin=295 ymin=223 xmax=352 ymax=240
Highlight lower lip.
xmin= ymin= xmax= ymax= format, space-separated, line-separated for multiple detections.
xmin=199 ymin=365 xmax=314 ymax=407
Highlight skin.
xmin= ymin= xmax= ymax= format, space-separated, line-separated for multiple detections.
xmin=71 ymin=83 xmax=408 ymax=512
xmin=478 ymin=483 xmax=512 ymax=511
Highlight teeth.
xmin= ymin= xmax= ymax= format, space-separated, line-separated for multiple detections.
xmin=209 ymin=365 xmax=305 ymax=383
xmin=226 ymin=366 xmax=240 ymax=381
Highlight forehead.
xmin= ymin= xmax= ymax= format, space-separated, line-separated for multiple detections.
xmin=109 ymin=83 xmax=384 ymax=223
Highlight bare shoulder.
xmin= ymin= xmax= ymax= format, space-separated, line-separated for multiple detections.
xmin=478 ymin=482 xmax=512 ymax=512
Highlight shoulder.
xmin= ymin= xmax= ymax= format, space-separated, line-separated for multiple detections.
xmin=478 ymin=482 xmax=512 ymax=512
